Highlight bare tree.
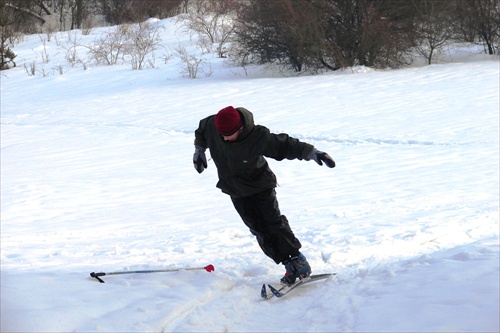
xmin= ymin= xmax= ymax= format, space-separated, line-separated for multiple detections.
xmin=176 ymin=44 xmax=205 ymax=78
xmin=179 ymin=0 xmax=238 ymax=58
xmin=99 ymin=0 xmax=183 ymax=25
xmin=412 ymin=0 xmax=456 ymax=64
xmin=85 ymin=20 xmax=164 ymax=69
xmin=233 ymin=0 xmax=417 ymax=72
xmin=321 ymin=0 xmax=416 ymax=69
xmin=455 ymin=0 xmax=499 ymax=54
xmin=0 ymin=0 xmax=51 ymax=32
xmin=126 ymin=21 xmax=163 ymax=69
xmin=68 ymin=0 xmax=100 ymax=30
xmin=87 ymin=24 xmax=130 ymax=65
xmin=234 ymin=0 xmax=326 ymax=72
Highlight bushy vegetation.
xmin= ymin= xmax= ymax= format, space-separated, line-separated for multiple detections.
xmin=1 ymin=0 xmax=498 ymax=72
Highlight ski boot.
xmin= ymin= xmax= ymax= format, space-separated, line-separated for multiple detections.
xmin=280 ymin=252 xmax=311 ymax=285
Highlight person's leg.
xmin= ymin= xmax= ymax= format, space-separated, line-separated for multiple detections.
xmin=231 ymin=189 xmax=301 ymax=263
xmin=254 ymin=189 xmax=311 ymax=283
xmin=231 ymin=189 xmax=310 ymax=283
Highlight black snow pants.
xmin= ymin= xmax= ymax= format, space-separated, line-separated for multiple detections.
xmin=230 ymin=188 xmax=302 ymax=264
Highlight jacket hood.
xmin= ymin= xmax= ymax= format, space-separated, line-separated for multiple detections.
xmin=234 ymin=107 xmax=254 ymax=141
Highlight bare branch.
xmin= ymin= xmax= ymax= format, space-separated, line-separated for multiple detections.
xmin=4 ymin=2 xmax=46 ymax=24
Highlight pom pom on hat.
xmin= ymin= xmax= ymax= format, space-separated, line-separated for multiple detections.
xmin=215 ymin=106 xmax=243 ymax=136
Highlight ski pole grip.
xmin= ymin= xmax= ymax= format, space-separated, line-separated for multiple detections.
xmin=90 ymin=272 xmax=106 ymax=283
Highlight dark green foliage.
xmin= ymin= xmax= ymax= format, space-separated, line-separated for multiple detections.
xmin=0 ymin=42 xmax=16 ymax=70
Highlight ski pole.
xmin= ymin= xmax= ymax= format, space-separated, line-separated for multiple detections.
xmin=90 ymin=264 xmax=215 ymax=283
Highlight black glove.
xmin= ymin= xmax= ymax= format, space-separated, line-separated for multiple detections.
xmin=308 ymin=148 xmax=335 ymax=168
xmin=193 ymin=146 xmax=207 ymax=173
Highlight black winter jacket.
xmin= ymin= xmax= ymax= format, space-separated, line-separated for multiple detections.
xmin=194 ymin=107 xmax=314 ymax=198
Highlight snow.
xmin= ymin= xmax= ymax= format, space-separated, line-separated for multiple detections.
xmin=1 ymin=17 xmax=499 ymax=332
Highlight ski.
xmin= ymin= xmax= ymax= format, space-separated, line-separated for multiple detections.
xmin=261 ymin=273 xmax=335 ymax=300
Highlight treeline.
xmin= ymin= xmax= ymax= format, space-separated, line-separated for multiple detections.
xmin=1 ymin=0 xmax=499 ymax=71
xmin=232 ymin=0 xmax=499 ymax=71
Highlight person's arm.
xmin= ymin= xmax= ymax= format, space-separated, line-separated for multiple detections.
xmin=193 ymin=117 xmax=210 ymax=173
xmin=264 ymin=129 xmax=335 ymax=168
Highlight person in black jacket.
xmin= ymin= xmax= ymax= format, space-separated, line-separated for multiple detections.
xmin=194 ymin=106 xmax=335 ymax=284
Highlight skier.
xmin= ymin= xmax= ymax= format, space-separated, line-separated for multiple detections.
xmin=193 ymin=106 xmax=335 ymax=284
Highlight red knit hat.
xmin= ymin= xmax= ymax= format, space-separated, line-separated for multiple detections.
xmin=215 ymin=106 xmax=243 ymax=136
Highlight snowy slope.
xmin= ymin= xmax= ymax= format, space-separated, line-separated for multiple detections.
xmin=1 ymin=17 xmax=499 ymax=332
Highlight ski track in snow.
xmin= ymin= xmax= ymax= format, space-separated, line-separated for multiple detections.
xmin=1 ymin=17 xmax=499 ymax=333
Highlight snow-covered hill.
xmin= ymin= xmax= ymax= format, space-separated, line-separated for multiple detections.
xmin=1 ymin=17 xmax=499 ymax=332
